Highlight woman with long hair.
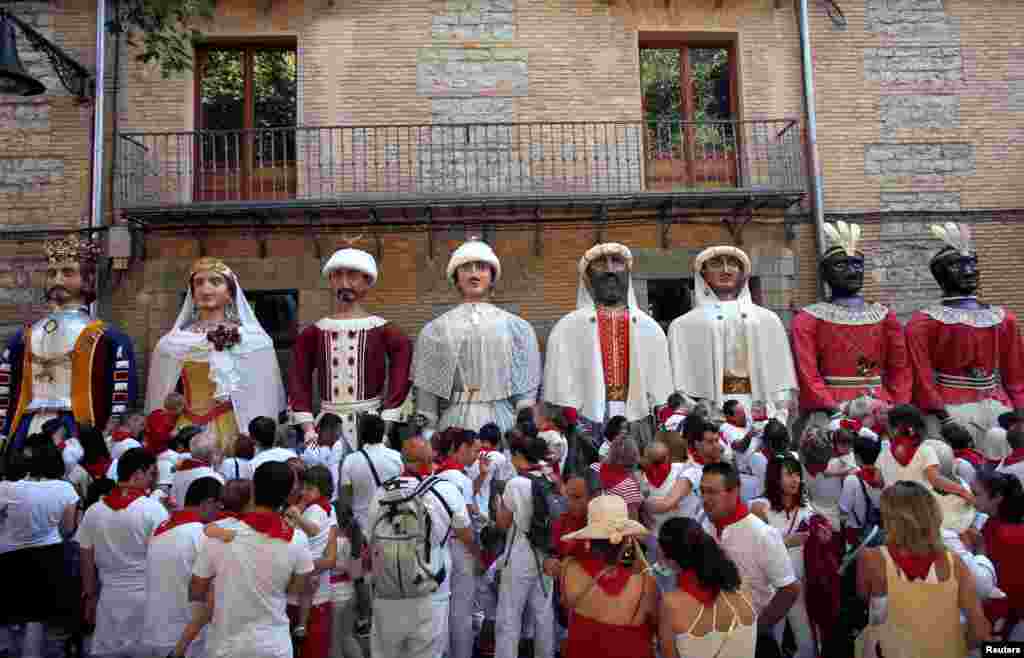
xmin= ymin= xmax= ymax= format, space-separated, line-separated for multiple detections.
xmin=971 ymin=470 xmax=1024 ymax=640
xmin=856 ymin=480 xmax=990 ymax=657
xmin=750 ymin=455 xmax=816 ymax=658
xmin=657 ymin=517 xmax=755 ymax=658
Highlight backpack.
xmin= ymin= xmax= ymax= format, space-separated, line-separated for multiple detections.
xmin=855 ymin=475 xmax=884 ymax=546
xmin=521 ymin=472 xmax=565 ymax=557
xmin=369 ymin=475 xmax=452 ymax=600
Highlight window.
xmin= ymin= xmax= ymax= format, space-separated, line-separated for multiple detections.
xmin=646 ymin=278 xmax=693 ymax=332
xmin=639 ymin=39 xmax=738 ymax=190
xmin=194 ymin=41 xmax=298 ymax=201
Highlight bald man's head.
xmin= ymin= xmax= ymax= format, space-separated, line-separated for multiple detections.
xmin=646 ymin=441 xmax=669 ymax=464
xmin=403 ymin=436 xmax=433 ymax=467
xmin=222 ymin=479 xmax=252 ymax=514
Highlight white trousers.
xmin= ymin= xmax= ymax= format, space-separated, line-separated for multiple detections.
xmin=449 ymin=544 xmax=478 ymax=658
xmin=371 ymin=596 xmax=440 ymax=658
xmin=432 ymin=590 xmax=451 ymax=658
xmin=494 ymin=561 xmax=553 ymax=658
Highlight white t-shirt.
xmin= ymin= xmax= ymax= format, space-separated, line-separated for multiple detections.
xmin=219 ymin=457 xmax=255 ymax=481
xmin=877 ymin=440 xmax=939 ymax=493
xmin=954 ymin=458 xmax=978 ymax=488
xmin=0 ymin=479 xmax=79 ymax=550
xmin=193 ymin=522 xmax=314 ymax=658
xmin=501 ymin=473 xmax=555 ymax=576
xmin=366 ymin=475 xmax=469 ymax=598
xmin=301 ymin=441 xmax=346 ymax=501
xmin=702 ymin=512 xmax=796 ymax=615
xmin=62 ymin=438 xmax=84 ymax=473
xmin=751 ymin=499 xmax=815 ymax=580
xmin=340 ymin=443 xmax=403 ymax=530
xmin=143 ymin=518 xmax=205 ymax=653
xmin=466 ymin=450 xmax=509 ymax=520
xmin=172 ymin=466 xmax=225 ymax=511
xmin=664 ymin=412 xmax=687 ymax=432
xmin=249 ymin=447 xmax=299 ymax=473
xmin=331 ymin=534 xmax=355 ymax=604
xmin=804 ymin=458 xmax=852 ymax=529
xmin=287 ymin=503 xmax=338 ymax=606
xmin=839 ymin=473 xmax=883 ymax=530
xmin=643 ymin=462 xmax=687 ymax=535
xmin=110 ymin=438 xmax=142 ymax=461
xmin=678 ymin=462 xmax=705 ymax=521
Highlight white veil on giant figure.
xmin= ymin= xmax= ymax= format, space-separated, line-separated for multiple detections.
xmin=145 ymin=260 xmax=287 ymax=445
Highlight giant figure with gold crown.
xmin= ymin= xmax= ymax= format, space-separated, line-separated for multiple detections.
xmin=791 ymin=221 xmax=912 ymax=429
xmin=145 ymin=258 xmax=286 ymax=456
xmin=906 ymin=223 xmax=1024 ymax=440
xmin=543 ymin=242 xmax=673 ymax=444
xmin=0 ymin=235 xmax=138 ymax=451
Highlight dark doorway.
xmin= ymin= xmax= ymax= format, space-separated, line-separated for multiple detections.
xmin=647 ymin=279 xmax=692 ymax=332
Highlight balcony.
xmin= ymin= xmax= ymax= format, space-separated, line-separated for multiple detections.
xmin=115 ymin=118 xmax=806 ymax=224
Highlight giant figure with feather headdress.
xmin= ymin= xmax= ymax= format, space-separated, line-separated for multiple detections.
xmin=791 ymin=221 xmax=911 ymax=426
xmin=906 ymin=222 xmax=1024 ymax=440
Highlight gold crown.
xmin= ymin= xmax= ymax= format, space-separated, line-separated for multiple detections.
xmin=189 ymin=257 xmax=235 ymax=282
xmin=44 ymin=234 xmax=101 ymax=265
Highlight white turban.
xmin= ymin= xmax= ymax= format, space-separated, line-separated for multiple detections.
xmin=578 ymin=242 xmax=633 ymax=275
xmin=446 ymin=239 xmax=501 ymax=283
xmin=322 ymin=248 xmax=378 ymax=285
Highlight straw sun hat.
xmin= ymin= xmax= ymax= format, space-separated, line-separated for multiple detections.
xmin=562 ymin=495 xmax=649 ymax=545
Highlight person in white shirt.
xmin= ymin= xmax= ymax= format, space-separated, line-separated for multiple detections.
xmin=801 ymin=426 xmax=858 ymax=531
xmin=839 ymin=435 xmax=884 ymax=550
xmin=996 ymin=428 xmax=1024 ymax=483
xmin=494 ymin=433 xmax=557 ymax=658
xmin=678 ymin=418 xmax=725 ymax=522
xmin=171 ymin=432 xmax=225 ymax=510
xmin=700 ymin=462 xmax=799 ymax=652
xmin=299 ymin=414 xmax=347 ymax=500
xmin=189 ymin=460 xmax=315 ymax=658
xmin=329 ymin=528 xmax=364 ymax=658
xmin=640 ymin=440 xmax=689 ymax=556
xmin=0 ymin=435 xmax=80 ymax=658
xmin=466 ymin=423 xmax=511 ymax=521
xmin=338 ymin=414 xmax=403 ymax=638
xmin=365 ymin=436 xmax=473 ymax=658
xmin=220 ymin=433 xmax=256 ymax=481
xmin=143 ymin=476 xmax=224 ymax=658
xmin=745 ymin=420 xmax=794 ymax=503
xmin=78 ymin=448 xmax=169 ymax=658
xmin=437 ymin=429 xmax=486 ymax=658
xmin=878 ymin=404 xmax=973 ymax=502
xmin=249 ymin=416 xmax=299 ymax=472
xmin=942 ymin=423 xmax=984 ymax=488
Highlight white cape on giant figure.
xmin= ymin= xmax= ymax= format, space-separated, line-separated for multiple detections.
xmin=543 ymin=262 xmax=672 ymax=423
xmin=145 ymin=284 xmax=287 ymax=431
xmin=667 ymin=253 xmax=797 ymax=414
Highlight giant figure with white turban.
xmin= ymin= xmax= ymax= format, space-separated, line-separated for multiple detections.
xmin=413 ymin=238 xmax=540 ymax=432
xmin=543 ymin=243 xmax=672 ymax=442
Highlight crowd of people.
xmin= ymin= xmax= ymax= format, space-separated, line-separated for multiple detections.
xmin=2 ymin=390 xmax=1023 ymax=658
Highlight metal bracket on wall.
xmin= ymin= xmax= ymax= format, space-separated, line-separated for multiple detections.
xmin=256 ymin=214 xmax=270 ymax=259
xmin=657 ymin=202 xmax=672 ymax=249
xmin=593 ymin=205 xmax=608 ymax=245
xmin=424 ymin=206 xmax=435 ymax=261
xmin=305 ymin=212 xmax=322 ymax=260
xmin=196 ymin=231 xmax=208 ymax=258
xmin=533 ymin=208 xmax=543 ymax=257
xmin=369 ymin=209 xmax=383 ymax=263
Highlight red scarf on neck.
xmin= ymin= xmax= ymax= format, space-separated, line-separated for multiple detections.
xmin=176 ymin=458 xmax=210 ymax=472
xmin=1002 ymin=448 xmax=1024 ymax=468
xmin=404 ymin=465 xmax=433 ymax=479
xmin=218 ymin=511 xmax=242 ymax=521
xmin=954 ymin=448 xmax=986 ymax=468
xmin=312 ymin=497 xmax=332 ymax=515
xmin=688 ymin=449 xmax=706 ymax=466
xmin=154 ymin=510 xmax=203 ymax=537
xmin=577 ymin=556 xmax=632 ymax=596
xmin=857 ymin=465 xmax=884 ymax=489
xmin=888 ymin=547 xmax=938 ymax=581
xmin=840 ymin=418 xmax=863 ymax=433
xmin=712 ymin=501 xmax=749 ymax=536
xmin=104 ymin=486 xmax=147 ymax=511
xmin=891 ymin=434 xmax=920 ymax=467
xmin=83 ymin=458 xmax=112 ymax=481
xmin=643 ymin=461 xmax=672 ymax=489
xmin=599 ymin=464 xmax=630 ymax=490
xmin=678 ymin=569 xmax=718 ymax=606
xmin=438 ymin=457 xmax=464 ymax=474
xmin=550 ymin=459 xmax=561 ymax=479
xmin=241 ymin=511 xmax=295 ymax=542
xmin=110 ymin=430 xmax=134 ymax=443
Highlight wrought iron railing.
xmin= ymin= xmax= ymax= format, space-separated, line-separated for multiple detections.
xmin=116 ymin=119 xmax=803 ymax=208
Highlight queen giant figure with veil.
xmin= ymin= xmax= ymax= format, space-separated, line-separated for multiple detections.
xmin=145 ymin=258 xmax=286 ymax=456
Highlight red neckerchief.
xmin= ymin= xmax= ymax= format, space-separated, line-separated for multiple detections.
xmin=1002 ymin=448 xmax=1024 ymax=468
xmin=577 ymin=556 xmax=632 ymax=596
xmin=312 ymin=497 xmax=332 ymax=515
xmin=840 ymin=418 xmax=863 ymax=433
xmin=217 ymin=511 xmax=242 ymax=521
xmin=805 ymin=461 xmax=829 ymax=477
xmin=891 ymin=434 xmax=920 ymax=467
xmin=599 ymin=464 xmax=630 ymax=490
xmin=241 ymin=511 xmax=295 ymax=542
xmin=888 ymin=546 xmax=938 ymax=581
xmin=555 ymin=513 xmax=588 ymax=558
xmin=988 ymin=458 xmax=1005 ymax=468
xmin=550 ymin=459 xmax=561 ymax=479
xmin=110 ymin=430 xmax=134 ymax=443
xmin=83 ymin=459 xmax=112 ymax=480
xmin=438 ymin=457 xmax=465 ymax=474
xmin=857 ymin=465 xmax=884 ymax=489
xmin=404 ymin=465 xmax=432 ymax=479
xmin=177 ymin=458 xmax=210 ymax=472
xmin=712 ymin=501 xmax=749 ymax=536
xmin=104 ymin=486 xmax=148 ymax=511
xmin=678 ymin=569 xmax=718 ymax=606
xmin=643 ymin=461 xmax=671 ymax=489
xmin=154 ymin=510 xmax=204 ymax=537
xmin=688 ymin=449 xmax=706 ymax=466
xmin=954 ymin=448 xmax=986 ymax=468
xmin=479 ymin=448 xmax=495 ymax=457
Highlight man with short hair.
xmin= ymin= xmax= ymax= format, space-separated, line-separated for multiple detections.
xmin=249 ymin=416 xmax=297 ymax=471
xmin=943 ymin=422 xmax=984 ymax=487
xmin=996 ymin=428 xmax=1024 ymax=481
xmin=366 ymin=436 xmax=472 ymax=658
xmin=679 ymin=419 xmax=723 ymax=522
xmin=190 ymin=461 xmax=314 ymax=658
xmin=660 ymin=392 xmax=689 ymax=432
xmin=77 ymin=448 xmax=169 ymax=658
xmin=172 ymin=432 xmax=225 ymax=509
xmin=144 ymin=476 xmax=224 ymax=658
xmin=700 ymin=462 xmax=799 ymax=652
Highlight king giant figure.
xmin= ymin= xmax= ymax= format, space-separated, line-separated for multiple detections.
xmin=413 ymin=239 xmax=540 ymax=432
xmin=907 ymin=223 xmax=1024 ymax=439
xmin=1 ymin=235 xmax=137 ymax=451
xmin=791 ymin=221 xmax=911 ymax=428
xmin=544 ymin=243 xmax=672 ymax=443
